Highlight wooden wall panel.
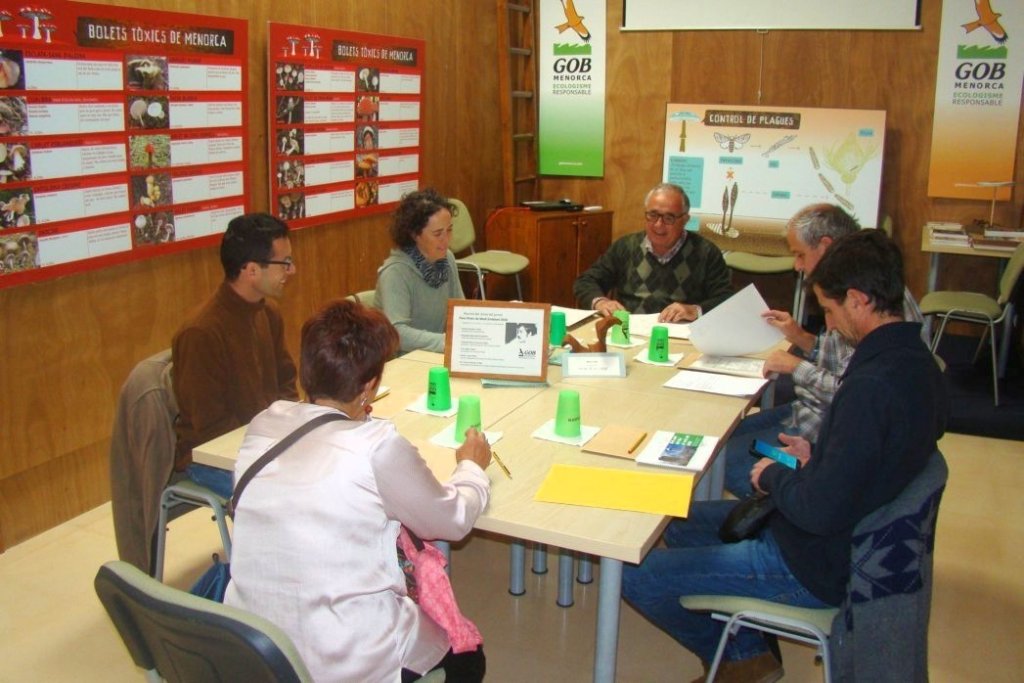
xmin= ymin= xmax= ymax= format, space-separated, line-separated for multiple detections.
xmin=540 ymin=0 xmax=1024 ymax=301
xmin=3 ymin=0 xmax=1022 ymax=549
xmin=0 ymin=0 xmax=504 ymax=550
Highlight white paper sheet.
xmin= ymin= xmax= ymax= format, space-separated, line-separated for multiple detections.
xmin=550 ymin=305 xmax=597 ymax=329
xmin=531 ymin=418 xmax=601 ymax=446
xmin=429 ymin=424 xmax=503 ymax=449
xmin=405 ymin=393 xmax=458 ymax=417
xmin=687 ymin=356 xmax=766 ymax=378
xmin=628 ymin=313 xmax=692 ymax=339
xmin=663 ymin=369 xmax=768 ymax=396
xmin=632 ymin=350 xmax=685 ymax=367
xmin=687 ymin=284 xmax=784 ymax=356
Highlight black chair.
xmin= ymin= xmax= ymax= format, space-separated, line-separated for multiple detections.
xmin=94 ymin=560 xmax=312 ymax=683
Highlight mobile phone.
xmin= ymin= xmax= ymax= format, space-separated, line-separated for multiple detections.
xmin=749 ymin=439 xmax=798 ymax=469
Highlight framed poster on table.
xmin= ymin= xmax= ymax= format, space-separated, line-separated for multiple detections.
xmin=0 ymin=0 xmax=248 ymax=289
xmin=267 ymin=23 xmax=425 ymax=229
xmin=444 ymin=299 xmax=550 ymax=382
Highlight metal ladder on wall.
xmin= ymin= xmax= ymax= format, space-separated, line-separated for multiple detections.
xmin=497 ymin=0 xmax=539 ymax=206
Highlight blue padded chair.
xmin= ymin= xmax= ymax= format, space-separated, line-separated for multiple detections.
xmin=95 ymin=560 xmax=312 ymax=683
xmin=681 ymin=451 xmax=948 ymax=683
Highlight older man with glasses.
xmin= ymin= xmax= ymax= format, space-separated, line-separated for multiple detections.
xmin=573 ymin=182 xmax=733 ymax=322
xmin=171 ymin=212 xmax=299 ymax=498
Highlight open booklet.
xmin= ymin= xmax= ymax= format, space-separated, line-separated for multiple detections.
xmin=634 ymin=430 xmax=719 ymax=472
xmin=681 ymin=354 xmax=766 ymax=379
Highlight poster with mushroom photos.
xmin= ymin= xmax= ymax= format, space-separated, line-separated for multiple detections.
xmin=268 ymin=22 xmax=424 ymax=229
xmin=0 ymin=0 xmax=247 ymax=289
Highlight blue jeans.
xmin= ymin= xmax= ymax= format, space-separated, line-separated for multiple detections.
xmin=722 ymin=403 xmax=799 ymax=498
xmin=621 ymin=501 xmax=829 ymax=663
xmin=185 ymin=463 xmax=233 ymax=500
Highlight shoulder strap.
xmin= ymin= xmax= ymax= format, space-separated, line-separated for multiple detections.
xmin=404 ymin=525 xmax=426 ymax=552
xmin=230 ymin=412 xmax=350 ymax=514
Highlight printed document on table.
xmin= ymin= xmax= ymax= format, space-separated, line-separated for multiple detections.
xmin=629 ymin=313 xmax=691 ymax=339
xmin=664 ymin=369 xmax=768 ymax=396
xmin=687 ymin=284 xmax=784 ymax=356
xmin=550 ymin=305 xmax=597 ymax=328
xmin=686 ymin=355 xmax=765 ymax=378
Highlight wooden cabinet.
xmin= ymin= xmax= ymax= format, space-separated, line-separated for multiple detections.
xmin=485 ymin=208 xmax=613 ymax=306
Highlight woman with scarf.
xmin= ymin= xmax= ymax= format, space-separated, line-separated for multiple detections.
xmin=375 ymin=189 xmax=465 ymax=353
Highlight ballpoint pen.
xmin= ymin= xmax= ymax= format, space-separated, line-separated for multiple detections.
xmin=627 ymin=432 xmax=647 ymax=454
xmin=491 ymin=450 xmax=512 ymax=479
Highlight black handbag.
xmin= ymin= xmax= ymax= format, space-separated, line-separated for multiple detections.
xmin=718 ymin=492 xmax=776 ymax=543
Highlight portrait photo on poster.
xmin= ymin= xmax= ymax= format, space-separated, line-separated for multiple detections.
xmin=444 ymin=300 xmax=550 ymax=382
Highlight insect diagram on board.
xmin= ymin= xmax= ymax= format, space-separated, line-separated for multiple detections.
xmin=713 ymin=132 xmax=750 ymax=153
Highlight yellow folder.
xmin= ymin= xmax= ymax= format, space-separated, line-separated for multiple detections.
xmin=534 ymin=464 xmax=694 ymax=517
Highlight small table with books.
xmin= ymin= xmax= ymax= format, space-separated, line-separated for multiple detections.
xmin=920 ymin=221 xmax=1021 ymax=372
xmin=921 ymin=220 xmax=1020 ymax=292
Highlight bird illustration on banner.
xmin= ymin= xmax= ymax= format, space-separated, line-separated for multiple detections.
xmin=556 ymin=0 xmax=591 ymax=43
xmin=962 ymin=0 xmax=1008 ymax=43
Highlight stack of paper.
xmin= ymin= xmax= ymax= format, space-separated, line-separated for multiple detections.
xmin=970 ymin=236 xmax=1020 ymax=252
xmin=927 ymin=221 xmax=969 ymax=247
xmin=965 ymin=221 xmax=1020 ymax=251
xmin=983 ymin=226 xmax=1024 ymax=241
xmin=684 ymin=355 xmax=765 ymax=379
xmin=628 ymin=313 xmax=691 ymax=339
xmin=664 ymin=369 xmax=768 ymax=397
xmin=549 ymin=305 xmax=597 ymax=328
xmin=688 ymin=284 xmax=784 ymax=356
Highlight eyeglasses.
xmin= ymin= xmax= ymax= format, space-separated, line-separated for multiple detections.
xmin=261 ymin=257 xmax=295 ymax=270
xmin=644 ymin=211 xmax=685 ymax=226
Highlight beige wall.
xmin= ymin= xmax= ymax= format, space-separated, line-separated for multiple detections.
xmin=2 ymin=0 xmax=1021 ymax=549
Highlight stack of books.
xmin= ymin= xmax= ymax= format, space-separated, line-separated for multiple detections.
xmin=983 ymin=225 xmax=1024 ymax=241
xmin=965 ymin=220 xmax=1022 ymax=252
xmin=926 ymin=221 xmax=969 ymax=247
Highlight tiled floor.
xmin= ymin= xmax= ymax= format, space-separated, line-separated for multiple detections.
xmin=1 ymin=431 xmax=1021 ymax=682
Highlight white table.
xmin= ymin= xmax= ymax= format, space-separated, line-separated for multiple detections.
xmin=193 ymin=347 xmax=757 ymax=683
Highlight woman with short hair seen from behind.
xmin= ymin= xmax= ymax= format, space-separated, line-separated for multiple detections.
xmin=376 ymin=188 xmax=465 ymax=353
xmin=224 ymin=299 xmax=491 ymax=682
